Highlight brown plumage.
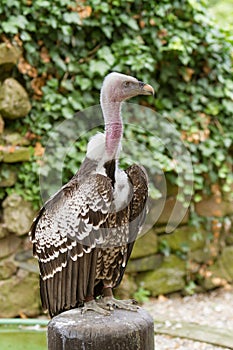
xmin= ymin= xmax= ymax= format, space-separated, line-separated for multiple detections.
xmin=30 ymin=72 xmax=153 ymax=317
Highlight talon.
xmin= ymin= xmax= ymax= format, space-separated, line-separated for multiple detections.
xmin=119 ymin=298 xmax=138 ymax=306
xmin=81 ymin=300 xmax=111 ymax=316
xmin=96 ymin=298 xmax=114 ymax=311
xmin=97 ymin=296 xmax=139 ymax=312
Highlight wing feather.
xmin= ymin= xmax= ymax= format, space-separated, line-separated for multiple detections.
xmin=31 ymin=173 xmax=113 ymax=316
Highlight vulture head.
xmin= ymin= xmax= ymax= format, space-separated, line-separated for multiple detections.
xmin=87 ymin=72 xmax=154 ymax=161
xmin=100 ymin=72 xmax=154 ymax=104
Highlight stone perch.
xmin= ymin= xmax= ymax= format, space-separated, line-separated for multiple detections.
xmin=48 ymin=308 xmax=154 ymax=350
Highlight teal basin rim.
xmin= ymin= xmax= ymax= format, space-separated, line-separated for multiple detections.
xmin=0 ymin=318 xmax=48 ymax=326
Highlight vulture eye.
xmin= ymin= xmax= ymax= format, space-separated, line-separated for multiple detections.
xmin=123 ymin=81 xmax=130 ymax=88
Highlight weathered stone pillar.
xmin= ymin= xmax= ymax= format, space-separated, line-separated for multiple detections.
xmin=48 ymin=307 xmax=154 ymax=350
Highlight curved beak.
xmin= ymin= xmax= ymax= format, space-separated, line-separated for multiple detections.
xmin=139 ymin=82 xmax=154 ymax=96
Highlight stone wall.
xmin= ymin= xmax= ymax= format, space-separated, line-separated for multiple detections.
xmin=0 ymin=43 xmax=40 ymax=317
xmin=116 ymin=193 xmax=233 ymax=300
xmin=0 ymin=43 xmax=233 ymax=318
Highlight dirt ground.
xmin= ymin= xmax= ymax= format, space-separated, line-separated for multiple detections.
xmin=143 ymin=287 xmax=233 ymax=350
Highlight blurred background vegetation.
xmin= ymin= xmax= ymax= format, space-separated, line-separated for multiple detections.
xmin=0 ymin=0 xmax=232 ymax=210
xmin=209 ymin=0 xmax=233 ymax=27
xmin=0 ymin=0 xmax=233 ymax=317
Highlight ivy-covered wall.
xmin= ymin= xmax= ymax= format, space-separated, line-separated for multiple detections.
xmin=0 ymin=0 xmax=232 ymax=316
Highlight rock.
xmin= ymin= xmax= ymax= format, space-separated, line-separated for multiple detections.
xmin=154 ymin=225 xmax=167 ymax=234
xmin=0 ymin=235 xmax=21 ymax=259
xmin=136 ymin=254 xmax=186 ymax=296
xmin=127 ymin=254 xmax=163 ymax=273
xmin=114 ymin=274 xmax=138 ymax=300
xmin=0 ymin=114 xmax=4 ymax=133
xmin=0 ymin=224 xmax=9 ymax=239
xmin=158 ymin=226 xmax=206 ymax=253
xmin=0 ymin=164 xmax=17 ymax=187
xmin=165 ymin=174 xmax=179 ymax=197
xmin=0 ymin=44 xmax=21 ymax=80
xmin=131 ymin=230 xmax=158 ymax=259
xmin=15 ymin=260 xmax=39 ymax=274
xmin=0 ymin=271 xmax=40 ymax=317
xmin=3 ymin=194 xmax=36 ymax=236
xmin=14 ymin=249 xmax=39 ymax=274
xmin=15 ymin=249 xmax=34 ymax=262
xmin=195 ymin=195 xmax=233 ymax=217
xmin=213 ymin=246 xmax=233 ymax=281
xmin=0 ymin=78 xmax=31 ymax=119
xmin=225 ymin=233 xmax=233 ymax=246
xmin=1 ymin=146 xmax=30 ymax=162
xmin=0 ymin=260 xmax=17 ymax=280
xmin=148 ymin=197 xmax=189 ymax=229
xmin=188 ymin=248 xmax=212 ymax=263
xmin=202 ymin=246 xmax=233 ymax=290
xmin=1 ymin=130 xmax=30 ymax=146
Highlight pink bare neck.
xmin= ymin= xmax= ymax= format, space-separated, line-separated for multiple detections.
xmin=102 ymin=102 xmax=123 ymax=159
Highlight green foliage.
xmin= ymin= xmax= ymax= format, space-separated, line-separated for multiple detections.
xmin=6 ymin=159 xmax=41 ymax=209
xmin=0 ymin=0 xmax=232 ymax=210
xmin=133 ymin=286 xmax=150 ymax=303
xmin=158 ymin=239 xmax=171 ymax=257
xmin=184 ymin=280 xmax=197 ymax=295
xmin=209 ymin=0 xmax=233 ymax=28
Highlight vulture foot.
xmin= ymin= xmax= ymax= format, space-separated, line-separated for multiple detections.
xmin=97 ymin=297 xmax=139 ymax=312
xmin=81 ymin=300 xmax=110 ymax=316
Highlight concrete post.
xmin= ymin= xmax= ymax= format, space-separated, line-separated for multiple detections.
xmin=48 ymin=307 xmax=154 ymax=350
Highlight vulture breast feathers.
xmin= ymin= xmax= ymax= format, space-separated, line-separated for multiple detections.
xmin=30 ymin=163 xmax=148 ymax=317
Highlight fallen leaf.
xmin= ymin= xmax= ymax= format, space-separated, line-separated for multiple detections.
xmin=158 ymin=295 xmax=168 ymax=302
xmin=31 ymin=76 xmax=47 ymax=96
xmin=18 ymin=57 xmax=38 ymax=78
xmin=139 ymin=20 xmax=145 ymax=29
xmin=34 ymin=142 xmax=45 ymax=157
xmin=8 ymin=146 xmax=16 ymax=153
xmin=158 ymin=28 xmax=168 ymax=38
xmin=40 ymin=46 xmax=50 ymax=63
xmin=182 ymin=67 xmax=195 ymax=82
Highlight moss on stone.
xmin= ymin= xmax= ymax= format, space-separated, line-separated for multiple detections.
xmin=131 ymin=230 xmax=158 ymax=259
xmin=1 ymin=146 xmax=30 ymax=163
xmin=3 ymin=194 xmax=36 ymax=236
xmin=0 ymin=164 xmax=17 ymax=187
xmin=0 ymin=235 xmax=21 ymax=259
xmin=158 ymin=226 xmax=206 ymax=253
xmin=0 ymin=78 xmax=31 ymax=119
xmin=0 ymin=260 xmax=17 ymax=280
xmin=0 ymin=272 xmax=40 ymax=317
xmin=136 ymin=254 xmax=186 ymax=296
xmin=0 ymin=44 xmax=21 ymax=80
xmin=127 ymin=254 xmax=163 ymax=273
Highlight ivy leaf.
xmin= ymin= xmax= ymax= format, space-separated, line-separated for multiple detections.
xmin=126 ymin=18 xmax=139 ymax=30
xmin=98 ymin=46 xmax=115 ymax=66
xmin=101 ymin=25 xmax=113 ymax=39
xmin=75 ymin=77 xmax=92 ymax=91
xmin=51 ymin=54 xmax=67 ymax=72
xmin=36 ymin=0 xmax=50 ymax=7
xmin=61 ymin=79 xmax=74 ymax=91
xmin=61 ymin=106 xmax=75 ymax=119
xmin=89 ymin=60 xmax=110 ymax=75
xmin=1 ymin=15 xmax=28 ymax=34
xmin=68 ymin=91 xmax=83 ymax=110
xmin=223 ymin=138 xmax=232 ymax=148
xmin=63 ymin=12 xmax=81 ymax=25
